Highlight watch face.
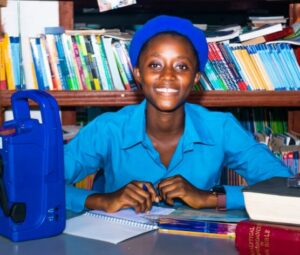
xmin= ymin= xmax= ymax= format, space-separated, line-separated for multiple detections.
xmin=212 ymin=185 xmax=226 ymax=194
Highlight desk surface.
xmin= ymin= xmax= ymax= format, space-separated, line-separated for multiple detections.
xmin=0 ymin=230 xmax=238 ymax=255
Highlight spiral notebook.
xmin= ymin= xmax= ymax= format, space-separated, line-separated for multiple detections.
xmin=64 ymin=206 xmax=174 ymax=244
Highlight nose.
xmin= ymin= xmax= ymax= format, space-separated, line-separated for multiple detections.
xmin=160 ymin=66 xmax=175 ymax=81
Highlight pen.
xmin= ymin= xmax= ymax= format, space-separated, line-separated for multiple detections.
xmin=142 ymin=184 xmax=148 ymax=192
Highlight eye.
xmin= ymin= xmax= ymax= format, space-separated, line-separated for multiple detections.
xmin=149 ymin=61 xmax=162 ymax=70
xmin=175 ymin=63 xmax=189 ymax=71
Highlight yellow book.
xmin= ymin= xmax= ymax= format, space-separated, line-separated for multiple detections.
xmin=0 ymin=36 xmax=7 ymax=89
xmin=232 ymin=48 xmax=257 ymax=90
xmin=239 ymin=48 xmax=262 ymax=90
xmin=31 ymin=61 xmax=38 ymax=89
xmin=247 ymin=52 xmax=269 ymax=90
xmin=3 ymin=34 xmax=15 ymax=90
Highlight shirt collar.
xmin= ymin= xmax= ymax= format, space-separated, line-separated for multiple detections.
xmin=122 ymin=100 xmax=216 ymax=149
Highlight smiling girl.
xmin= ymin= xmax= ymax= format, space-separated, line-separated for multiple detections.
xmin=64 ymin=15 xmax=291 ymax=213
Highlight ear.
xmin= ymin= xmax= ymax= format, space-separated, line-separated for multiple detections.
xmin=194 ymin=72 xmax=201 ymax=85
xmin=133 ymin=67 xmax=142 ymax=85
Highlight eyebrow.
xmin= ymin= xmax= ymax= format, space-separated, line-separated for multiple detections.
xmin=148 ymin=52 xmax=193 ymax=63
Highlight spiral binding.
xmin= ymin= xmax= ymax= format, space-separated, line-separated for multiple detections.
xmin=85 ymin=211 xmax=158 ymax=231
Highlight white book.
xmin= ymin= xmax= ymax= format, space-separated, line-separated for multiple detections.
xmin=239 ymin=23 xmax=283 ymax=42
xmin=101 ymin=36 xmax=125 ymax=90
xmin=64 ymin=206 xmax=174 ymax=244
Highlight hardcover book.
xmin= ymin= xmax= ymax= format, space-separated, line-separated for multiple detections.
xmin=239 ymin=24 xmax=283 ymax=42
xmin=235 ymin=220 xmax=300 ymax=255
xmin=243 ymin=177 xmax=300 ymax=225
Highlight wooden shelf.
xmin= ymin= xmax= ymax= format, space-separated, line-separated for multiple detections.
xmin=0 ymin=90 xmax=300 ymax=108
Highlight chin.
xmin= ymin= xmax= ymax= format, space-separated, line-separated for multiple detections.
xmin=156 ymin=101 xmax=181 ymax=112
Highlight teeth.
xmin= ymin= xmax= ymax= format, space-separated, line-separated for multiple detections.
xmin=156 ymin=88 xmax=178 ymax=93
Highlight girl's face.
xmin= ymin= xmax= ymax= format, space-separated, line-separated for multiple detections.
xmin=133 ymin=33 xmax=200 ymax=112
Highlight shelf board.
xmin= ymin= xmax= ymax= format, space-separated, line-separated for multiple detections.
xmin=0 ymin=90 xmax=300 ymax=108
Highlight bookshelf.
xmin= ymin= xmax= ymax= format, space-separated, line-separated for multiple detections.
xmin=0 ymin=90 xmax=300 ymax=135
xmin=0 ymin=0 xmax=299 ymax=136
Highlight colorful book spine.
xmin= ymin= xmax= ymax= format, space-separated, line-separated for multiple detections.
xmin=90 ymin=34 xmax=109 ymax=90
xmin=75 ymin=35 xmax=93 ymax=90
xmin=207 ymin=43 xmax=230 ymax=90
xmin=45 ymin=34 xmax=63 ymax=90
xmin=29 ymin=37 xmax=45 ymax=90
xmin=0 ymin=36 xmax=7 ymax=90
xmin=158 ymin=218 xmax=236 ymax=239
xmin=39 ymin=36 xmax=54 ymax=90
xmin=3 ymin=34 xmax=15 ymax=90
xmin=98 ymin=36 xmax=114 ymax=90
xmin=61 ymin=34 xmax=80 ymax=90
xmin=235 ymin=220 xmax=300 ymax=255
xmin=84 ymin=35 xmax=101 ymax=90
xmin=101 ymin=36 xmax=125 ymax=90
xmin=210 ymin=43 xmax=239 ymax=90
xmin=218 ymin=43 xmax=247 ymax=91
xmin=112 ymin=44 xmax=131 ymax=90
xmin=71 ymin=35 xmax=87 ymax=90
xmin=113 ymin=41 xmax=138 ymax=90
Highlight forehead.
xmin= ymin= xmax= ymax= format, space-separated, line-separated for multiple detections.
xmin=144 ymin=33 xmax=195 ymax=52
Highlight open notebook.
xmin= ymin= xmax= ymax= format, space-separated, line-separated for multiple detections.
xmin=64 ymin=206 xmax=174 ymax=244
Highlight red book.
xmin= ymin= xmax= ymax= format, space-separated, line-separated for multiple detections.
xmin=235 ymin=220 xmax=300 ymax=255
xmin=264 ymin=26 xmax=294 ymax=41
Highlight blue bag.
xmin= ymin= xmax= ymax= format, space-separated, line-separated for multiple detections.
xmin=0 ymin=90 xmax=65 ymax=241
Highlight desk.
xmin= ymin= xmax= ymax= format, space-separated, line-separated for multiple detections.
xmin=0 ymin=230 xmax=238 ymax=255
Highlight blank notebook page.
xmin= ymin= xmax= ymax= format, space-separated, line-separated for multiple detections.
xmin=64 ymin=206 xmax=174 ymax=244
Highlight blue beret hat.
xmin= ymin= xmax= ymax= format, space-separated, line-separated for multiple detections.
xmin=129 ymin=15 xmax=208 ymax=72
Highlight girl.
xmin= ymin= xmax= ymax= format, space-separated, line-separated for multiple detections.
xmin=65 ymin=15 xmax=291 ymax=213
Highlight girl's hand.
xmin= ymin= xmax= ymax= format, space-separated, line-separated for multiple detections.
xmin=157 ymin=175 xmax=217 ymax=209
xmin=86 ymin=181 xmax=159 ymax=213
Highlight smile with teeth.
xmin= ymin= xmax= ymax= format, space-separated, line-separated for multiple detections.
xmin=155 ymin=88 xmax=178 ymax=93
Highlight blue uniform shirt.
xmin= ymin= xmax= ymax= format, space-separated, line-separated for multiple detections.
xmin=64 ymin=100 xmax=291 ymax=212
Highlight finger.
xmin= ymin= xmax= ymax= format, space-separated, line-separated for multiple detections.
xmin=143 ymin=182 xmax=160 ymax=203
xmin=158 ymin=175 xmax=182 ymax=189
xmin=121 ymin=191 xmax=145 ymax=213
xmin=126 ymin=184 xmax=151 ymax=212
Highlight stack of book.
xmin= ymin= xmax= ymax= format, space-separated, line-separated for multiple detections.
xmin=201 ymin=41 xmax=300 ymax=91
xmin=235 ymin=177 xmax=300 ymax=255
xmin=248 ymin=16 xmax=288 ymax=28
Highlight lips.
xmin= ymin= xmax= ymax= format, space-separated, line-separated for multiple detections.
xmin=155 ymin=87 xmax=179 ymax=93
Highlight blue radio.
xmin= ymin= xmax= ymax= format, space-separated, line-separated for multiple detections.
xmin=0 ymin=90 xmax=65 ymax=241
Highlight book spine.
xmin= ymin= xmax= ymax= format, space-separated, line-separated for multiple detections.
xmin=98 ymin=36 xmax=114 ymax=90
xmin=71 ymin=35 xmax=87 ymax=90
xmin=0 ymin=36 xmax=7 ymax=90
xmin=3 ymin=34 xmax=15 ymax=90
xmin=90 ymin=34 xmax=109 ymax=90
xmin=29 ymin=37 xmax=45 ymax=90
xmin=235 ymin=221 xmax=300 ymax=255
xmin=101 ymin=36 xmax=125 ymax=90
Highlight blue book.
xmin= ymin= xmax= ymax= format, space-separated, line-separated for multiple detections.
xmin=9 ymin=37 xmax=22 ymax=89
xmin=257 ymin=44 xmax=281 ymax=90
xmin=29 ymin=37 xmax=45 ymax=90
xmin=35 ymin=38 xmax=50 ymax=90
xmin=54 ymin=35 xmax=71 ymax=90
xmin=280 ymin=43 xmax=300 ymax=90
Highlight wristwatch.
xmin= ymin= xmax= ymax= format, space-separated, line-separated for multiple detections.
xmin=212 ymin=185 xmax=226 ymax=210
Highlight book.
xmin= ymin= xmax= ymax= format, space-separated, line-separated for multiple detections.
xmin=151 ymin=207 xmax=249 ymax=223
xmin=238 ymin=24 xmax=283 ymax=42
xmin=235 ymin=220 xmax=300 ymax=255
xmin=158 ymin=218 xmax=237 ymax=239
xmin=64 ymin=206 xmax=174 ymax=244
xmin=243 ymin=177 xmax=300 ymax=225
